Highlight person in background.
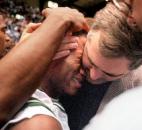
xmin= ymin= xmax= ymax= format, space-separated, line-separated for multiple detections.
xmin=0 ymin=11 xmax=14 ymax=58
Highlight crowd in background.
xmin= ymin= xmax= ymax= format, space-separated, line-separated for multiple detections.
xmin=0 ymin=0 xmax=42 ymax=43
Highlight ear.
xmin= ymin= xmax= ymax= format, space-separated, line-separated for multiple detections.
xmin=127 ymin=15 xmax=137 ymax=28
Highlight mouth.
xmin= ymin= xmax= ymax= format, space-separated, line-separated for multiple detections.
xmin=72 ymin=73 xmax=84 ymax=88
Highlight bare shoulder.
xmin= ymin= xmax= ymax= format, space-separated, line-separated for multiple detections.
xmin=8 ymin=115 xmax=62 ymax=130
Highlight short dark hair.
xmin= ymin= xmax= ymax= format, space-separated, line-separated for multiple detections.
xmin=90 ymin=2 xmax=142 ymax=70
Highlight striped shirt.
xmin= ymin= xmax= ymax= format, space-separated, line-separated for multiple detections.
xmin=2 ymin=89 xmax=70 ymax=130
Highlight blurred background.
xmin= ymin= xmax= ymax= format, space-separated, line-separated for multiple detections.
xmin=0 ymin=0 xmax=107 ymax=43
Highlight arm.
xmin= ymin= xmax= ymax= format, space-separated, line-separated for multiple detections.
xmin=9 ymin=115 xmax=62 ymax=130
xmin=0 ymin=7 xmax=88 ymax=126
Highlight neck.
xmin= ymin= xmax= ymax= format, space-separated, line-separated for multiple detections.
xmin=40 ymin=84 xmax=60 ymax=99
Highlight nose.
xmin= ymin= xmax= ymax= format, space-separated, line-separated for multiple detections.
xmin=89 ymin=67 xmax=103 ymax=81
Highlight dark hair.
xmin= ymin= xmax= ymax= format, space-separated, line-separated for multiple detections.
xmin=90 ymin=2 xmax=142 ymax=70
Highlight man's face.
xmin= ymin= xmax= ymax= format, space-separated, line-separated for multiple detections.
xmin=82 ymin=30 xmax=130 ymax=84
xmin=43 ymin=35 xmax=86 ymax=96
xmin=0 ymin=31 xmax=5 ymax=55
xmin=0 ymin=15 xmax=6 ymax=54
xmin=0 ymin=14 xmax=14 ymax=57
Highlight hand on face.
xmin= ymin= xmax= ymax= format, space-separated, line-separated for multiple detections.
xmin=59 ymin=35 xmax=86 ymax=95
xmin=53 ymin=30 xmax=88 ymax=60
xmin=53 ymin=35 xmax=86 ymax=70
xmin=64 ymin=35 xmax=86 ymax=95
xmin=43 ymin=35 xmax=86 ymax=96
xmin=53 ymin=36 xmax=79 ymax=60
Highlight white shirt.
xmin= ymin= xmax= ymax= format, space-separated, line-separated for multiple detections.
xmin=2 ymin=89 xmax=70 ymax=130
xmin=83 ymin=86 xmax=142 ymax=130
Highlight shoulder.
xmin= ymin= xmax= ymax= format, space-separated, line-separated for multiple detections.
xmin=8 ymin=115 xmax=62 ymax=130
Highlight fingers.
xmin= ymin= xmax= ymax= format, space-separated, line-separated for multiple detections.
xmin=59 ymin=36 xmax=79 ymax=51
xmin=42 ymin=8 xmax=52 ymax=17
xmin=82 ymin=21 xmax=90 ymax=32
xmin=20 ymin=23 xmax=41 ymax=43
xmin=69 ymin=13 xmax=89 ymax=32
xmin=42 ymin=7 xmax=89 ymax=32
xmin=21 ymin=23 xmax=41 ymax=37
xmin=62 ymin=36 xmax=78 ymax=44
xmin=25 ymin=23 xmax=42 ymax=33
xmin=53 ymin=50 xmax=70 ymax=60
xmin=58 ymin=42 xmax=78 ymax=51
xmin=53 ymin=36 xmax=79 ymax=60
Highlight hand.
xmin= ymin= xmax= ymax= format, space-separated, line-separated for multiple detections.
xmin=20 ymin=23 xmax=79 ymax=60
xmin=19 ymin=23 xmax=41 ymax=42
xmin=42 ymin=7 xmax=89 ymax=32
xmin=53 ymin=36 xmax=79 ymax=60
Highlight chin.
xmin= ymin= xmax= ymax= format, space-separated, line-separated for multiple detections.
xmin=69 ymin=91 xmax=78 ymax=95
xmin=64 ymin=88 xmax=79 ymax=96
